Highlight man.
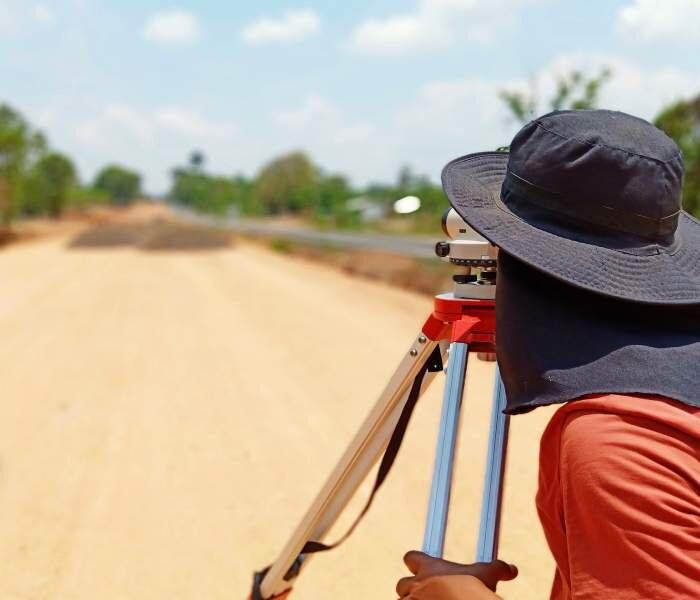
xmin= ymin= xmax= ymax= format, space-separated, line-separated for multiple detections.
xmin=396 ymin=110 xmax=700 ymax=599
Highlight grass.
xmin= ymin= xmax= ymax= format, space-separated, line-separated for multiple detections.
xmin=261 ymin=237 xmax=453 ymax=296
xmin=269 ymin=238 xmax=292 ymax=253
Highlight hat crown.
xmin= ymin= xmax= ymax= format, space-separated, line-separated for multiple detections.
xmin=535 ymin=109 xmax=680 ymax=162
xmin=505 ymin=109 xmax=685 ymax=243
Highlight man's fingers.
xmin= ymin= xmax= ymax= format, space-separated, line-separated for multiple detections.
xmin=402 ymin=551 xmax=434 ymax=575
xmin=396 ymin=575 xmax=417 ymax=597
xmin=478 ymin=559 xmax=517 ymax=581
xmin=469 ymin=560 xmax=518 ymax=590
xmin=499 ymin=560 xmax=518 ymax=581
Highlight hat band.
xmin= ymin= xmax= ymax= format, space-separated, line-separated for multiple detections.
xmin=501 ymin=171 xmax=680 ymax=244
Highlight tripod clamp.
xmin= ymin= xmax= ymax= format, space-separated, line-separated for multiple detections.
xmin=422 ymin=293 xmax=496 ymax=351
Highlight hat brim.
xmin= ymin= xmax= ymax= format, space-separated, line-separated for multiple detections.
xmin=442 ymin=151 xmax=700 ymax=305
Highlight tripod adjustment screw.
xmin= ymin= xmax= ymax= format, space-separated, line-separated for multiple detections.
xmin=418 ymin=335 xmax=427 ymax=344
xmin=410 ymin=349 xmax=418 ymax=357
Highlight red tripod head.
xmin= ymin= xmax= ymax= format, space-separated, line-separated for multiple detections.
xmin=423 ymin=294 xmax=496 ymax=354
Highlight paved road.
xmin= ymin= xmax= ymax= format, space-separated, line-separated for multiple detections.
xmin=171 ymin=206 xmax=442 ymax=258
xmin=0 ymin=222 xmax=556 ymax=600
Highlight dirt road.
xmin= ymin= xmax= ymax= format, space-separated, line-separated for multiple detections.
xmin=0 ymin=227 xmax=556 ymax=599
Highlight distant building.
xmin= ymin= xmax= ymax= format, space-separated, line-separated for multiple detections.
xmin=346 ymin=196 xmax=386 ymax=221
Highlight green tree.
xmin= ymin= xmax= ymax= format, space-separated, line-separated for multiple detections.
xmin=170 ymin=169 xmax=236 ymax=215
xmin=500 ymin=68 xmax=612 ymax=124
xmin=168 ymin=150 xmax=255 ymax=216
xmin=94 ymin=164 xmax=142 ymax=205
xmin=26 ymin=152 xmax=77 ymax=217
xmin=317 ymin=173 xmax=350 ymax=215
xmin=654 ymin=94 xmax=700 ymax=217
xmin=65 ymin=185 xmax=109 ymax=211
xmin=313 ymin=172 xmax=354 ymax=226
xmin=254 ymin=151 xmax=319 ymax=214
xmin=231 ymin=174 xmax=257 ymax=215
xmin=0 ymin=103 xmax=46 ymax=224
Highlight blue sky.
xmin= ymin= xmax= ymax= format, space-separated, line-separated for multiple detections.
xmin=1 ymin=0 xmax=699 ymax=192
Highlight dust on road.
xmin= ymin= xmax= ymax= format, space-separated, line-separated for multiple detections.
xmin=0 ymin=223 xmax=556 ymax=599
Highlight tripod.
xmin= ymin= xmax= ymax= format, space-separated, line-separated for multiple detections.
xmin=250 ymin=264 xmax=510 ymax=600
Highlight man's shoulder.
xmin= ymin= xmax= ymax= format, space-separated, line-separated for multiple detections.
xmin=544 ymin=393 xmax=700 ymax=446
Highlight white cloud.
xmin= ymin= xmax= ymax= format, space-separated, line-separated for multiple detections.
xmin=524 ymin=53 xmax=699 ymax=120
xmin=395 ymin=78 xmax=504 ymax=138
xmin=0 ymin=1 xmax=55 ymax=31
xmin=26 ymin=41 xmax=700 ymax=195
xmin=33 ymin=3 xmax=53 ymax=25
xmin=385 ymin=52 xmax=700 ymax=184
xmin=349 ymin=14 xmax=435 ymax=55
xmin=347 ymin=0 xmax=529 ymax=55
xmin=0 ymin=2 xmax=17 ymax=32
xmin=305 ymin=54 xmax=698 ymax=184
xmin=77 ymin=104 xmax=154 ymax=148
xmin=77 ymin=104 xmax=235 ymax=146
xmin=617 ymin=0 xmax=700 ymax=42
xmin=274 ymin=95 xmax=336 ymax=128
xmin=241 ymin=9 xmax=320 ymax=45
xmin=391 ymin=79 xmax=513 ymax=181
xmin=143 ymin=9 xmax=200 ymax=46
xmin=274 ymin=95 xmax=373 ymax=142
xmin=72 ymin=103 xmax=237 ymax=191
xmin=272 ymin=95 xmax=382 ymax=178
xmin=154 ymin=107 xmax=236 ymax=138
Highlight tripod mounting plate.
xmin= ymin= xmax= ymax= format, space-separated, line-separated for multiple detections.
xmin=423 ymin=294 xmax=496 ymax=353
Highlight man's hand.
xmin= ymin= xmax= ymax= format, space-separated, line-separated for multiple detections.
xmin=396 ymin=551 xmax=517 ymax=599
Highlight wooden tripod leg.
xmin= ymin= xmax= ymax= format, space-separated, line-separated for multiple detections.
xmin=258 ymin=332 xmax=446 ymax=599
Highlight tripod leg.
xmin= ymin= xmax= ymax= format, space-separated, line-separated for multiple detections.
xmin=259 ymin=333 xmax=447 ymax=599
xmin=475 ymin=366 xmax=510 ymax=562
xmin=422 ymin=342 xmax=469 ymax=558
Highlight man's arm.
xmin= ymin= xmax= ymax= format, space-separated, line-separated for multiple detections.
xmin=554 ymin=406 xmax=700 ymax=599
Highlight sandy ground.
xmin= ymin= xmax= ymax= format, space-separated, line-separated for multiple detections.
xmin=0 ymin=224 xmax=557 ymax=599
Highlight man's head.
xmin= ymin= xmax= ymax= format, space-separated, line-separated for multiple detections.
xmin=442 ymin=109 xmax=700 ymax=306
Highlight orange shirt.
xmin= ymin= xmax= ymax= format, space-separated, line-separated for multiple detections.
xmin=536 ymin=394 xmax=700 ymax=600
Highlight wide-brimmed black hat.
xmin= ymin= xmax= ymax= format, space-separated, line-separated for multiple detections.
xmin=443 ymin=109 xmax=700 ymax=305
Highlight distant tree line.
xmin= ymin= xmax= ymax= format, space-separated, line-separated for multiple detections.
xmin=0 ymin=103 xmax=142 ymax=229
xmin=169 ymin=149 xmax=353 ymax=220
xmin=168 ymin=150 xmax=451 ymax=231
xmin=169 ymin=72 xmax=700 ymax=226
xmin=4 ymin=68 xmax=699 ymax=235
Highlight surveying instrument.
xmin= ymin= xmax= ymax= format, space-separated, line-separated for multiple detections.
xmin=251 ymin=209 xmax=509 ymax=599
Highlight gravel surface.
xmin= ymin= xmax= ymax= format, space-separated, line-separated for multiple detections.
xmin=0 ymin=227 xmax=556 ymax=599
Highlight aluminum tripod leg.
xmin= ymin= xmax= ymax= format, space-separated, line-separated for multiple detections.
xmin=422 ymin=342 xmax=469 ymax=557
xmin=422 ymin=358 xmax=510 ymax=562
xmin=259 ymin=332 xmax=447 ymax=599
xmin=476 ymin=367 xmax=509 ymax=562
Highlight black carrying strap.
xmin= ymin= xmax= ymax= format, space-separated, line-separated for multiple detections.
xmin=251 ymin=568 xmax=270 ymax=600
xmin=251 ymin=345 xmax=443 ymax=597
xmin=299 ymin=345 xmax=443 ymax=557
